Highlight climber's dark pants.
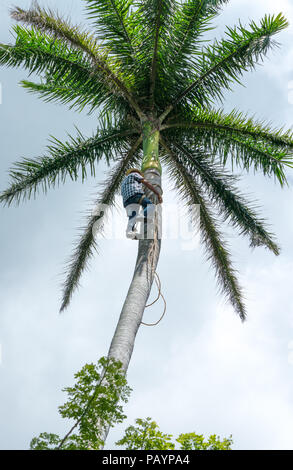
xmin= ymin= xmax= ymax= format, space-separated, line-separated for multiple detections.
xmin=124 ymin=193 xmax=153 ymax=224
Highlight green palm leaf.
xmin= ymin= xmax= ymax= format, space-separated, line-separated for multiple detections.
xmin=160 ymin=13 xmax=289 ymax=121
xmin=10 ymin=3 xmax=102 ymax=63
xmin=164 ymin=108 xmax=293 ymax=148
xmin=130 ymin=0 xmax=175 ymax=110
xmin=84 ymin=0 xmax=135 ymax=62
xmin=164 ymin=137 xmax=280 ymax=255
xmin=60 ymin=135 xmax=142 ymax=312
xmin=164 ymin=0 xmax=229 ymax=70
xmin=0 ymin=24 xmax=143 ymax=118
xmin=0 ymin=123 xmax=138 ymax=206
xmin=162 ymin=110 xmax=293 ymax=186
xmin=161 ymin=136 xmax=246 ymax=321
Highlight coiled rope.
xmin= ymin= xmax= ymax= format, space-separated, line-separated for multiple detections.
xmin=141 ymin=202 xmax=166 ymax=327
xmin=141 ymin=271 xmax=166 ymax=326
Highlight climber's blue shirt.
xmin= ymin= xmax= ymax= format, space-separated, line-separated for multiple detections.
xmin=121 ymin=172 xmax=144 ymax=206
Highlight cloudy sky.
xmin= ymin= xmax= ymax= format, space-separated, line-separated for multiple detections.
xmin=1 ymin=0 xmax=293 ymax=451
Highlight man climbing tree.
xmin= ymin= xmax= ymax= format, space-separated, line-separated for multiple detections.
xmin=121 ymin=168 xmax=163 ymax=239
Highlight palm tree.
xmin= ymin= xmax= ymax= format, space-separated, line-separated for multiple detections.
xmin=1 ymin=0 xmax=293 ymax=443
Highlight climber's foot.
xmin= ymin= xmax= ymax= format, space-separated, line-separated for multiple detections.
xmin=126 ymin=223 xmax=138 ymax=239
xmin=126 ymin=230 xmax=136 ymax=239
xmin=135 ymin=215 xmax=145 ymax=223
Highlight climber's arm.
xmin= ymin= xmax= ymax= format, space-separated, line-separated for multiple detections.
xmin=141 ymin=179 xmax=163 ymax=203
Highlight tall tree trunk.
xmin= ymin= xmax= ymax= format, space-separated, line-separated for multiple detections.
xmin=107 ymin=170 xmax=162 ymax=371
xmin=101 ymin=122 xmax=162 ymax=445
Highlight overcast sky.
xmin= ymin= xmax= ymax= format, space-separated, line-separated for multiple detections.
xmin=1 ymin=0 xmax=293 ymax=450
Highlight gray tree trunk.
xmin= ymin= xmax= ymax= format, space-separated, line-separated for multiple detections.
xmin=101 ymin=168 xmax=162 ymax=446
xmin=107 ymin=168 xmax=162 ymax=371
xmin=107 ymin=236 xmax=161 ymax=369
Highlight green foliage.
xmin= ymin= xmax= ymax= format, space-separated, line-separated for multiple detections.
xmin=161 ymin=137 xmax=246 ymax=320
xmin=0 ymin=121 xmax=137 ymax=206
xmin=0 ymin=22 xmax=134 ymax=117
xmin=176 ymin=432 xmax=233 ymax=450
xmin=1 ymin=0 xmax=292 ymax=317
xmin=10 ymin=4 xmax=101 ymax=60
xmin=29 ymin=360 xmax=232 ymax=451
xmin=163 ymin=107 xmax=293 ymax=186
xmin=116 ymin=417 xmax=175 ymax=450
xmin=60 ymin=135 xmax=143 ymax=312
xmin=158 ymin=1 xmax=229 ymax=111
xmin=30 ymin=356 xmax=132 ymax=450
xmin=163 ymin=137 xmax=280 ymax=255
xmin=168 ymin=0 xmax=229 ymax=65
xmin=84 ymin=0 xmax=135 ymax=64
xmin=30 ymin=433 xmax=61 ymax=450
xmin=170 ymin=13 xmax=289 ymax=110
xmin=116 ymin=418 xmax=232 ymax=450
xmin=131 ymin=0 xmax=175 ymax=110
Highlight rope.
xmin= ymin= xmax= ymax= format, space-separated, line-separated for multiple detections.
xmin=141 ymin=271 xmax=166 ymax=327
xmin=140 ymin=187 xmax=166 ymax=327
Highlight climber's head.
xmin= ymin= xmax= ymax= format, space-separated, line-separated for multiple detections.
xmin=125 ymin=168 xmax=144 ymax=177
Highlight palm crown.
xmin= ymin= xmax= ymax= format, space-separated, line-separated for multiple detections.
xmin=1 ymin=0 xmax=292 ymax=321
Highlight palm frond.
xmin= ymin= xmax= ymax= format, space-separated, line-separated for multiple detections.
xmin=166 ymin=137 xmax=280 ymax=255
xmin=10 ymin=3 xmax=100 ymax=63
xmin=0 ymin=123 xmax=138 ymax=206
xmin=0 ymin=25 xmax=91 ymax=73
xmin=130 ymin=0 xmax=175 ymax=111
xmin=19 ymin=74 xmax=129 ymax=117
xmin=84 ymin=0 xmax=135 ymax=62
xmin=0 ymin=26 xmax=110 ymax=111
xmin=160 ymin=13 xmax=289 ymax=122
xmin=155 ymin=1 xmax=229 ymax=112
xmin=0 ymin=25 xmax=143 ymax=118
xmin=217 ymin=132 xmax=291 ymax=185
xmin=10 ymin=2 xmax=137 ymax=96
xmin=20 ymin=78 xmax=100 ymax=114
xmin=148 ymin=0 xmax=163 ymax=110
xmin=166 ymin=0 xmax=228 ymax=67
xmin=161 ymin=136 xmax=246 ymax=321
xmin=164 ymin=108 xmax=293 ymax=148
xmin=60 ymin=135 xmax=142 ymax=312
xmin=163 ymin=112 xmax=293 ymax=186
xmin=148 ymin=0 xmax=174 ymax=110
